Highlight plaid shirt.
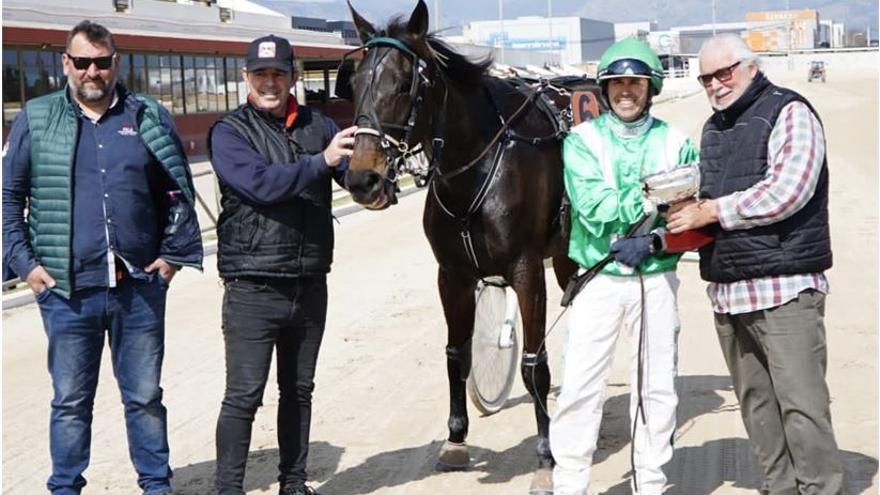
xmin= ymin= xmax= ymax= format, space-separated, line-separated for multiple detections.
xmin=709 ymin=101 xmax=829 ymax=315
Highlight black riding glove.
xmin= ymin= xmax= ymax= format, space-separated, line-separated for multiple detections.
xmin=610 ymin=234 xmax=655 ymax=268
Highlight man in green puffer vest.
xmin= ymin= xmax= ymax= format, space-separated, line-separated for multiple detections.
xmin=549 ymin=38 xmax=698 ymax=495
xmin=2 ymin=20 xmax=202 ymax=495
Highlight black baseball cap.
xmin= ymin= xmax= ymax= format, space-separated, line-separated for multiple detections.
xmin=246 ymin=35 xmax=294 ymax=72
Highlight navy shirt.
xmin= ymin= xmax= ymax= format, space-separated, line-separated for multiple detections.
xmin=210 ymin=112 xmax=348 ymax=205
xmin=2 ymin=88 xmax=180 ymax=289
xmin=74 ymin=94 xmax=173 ymax=288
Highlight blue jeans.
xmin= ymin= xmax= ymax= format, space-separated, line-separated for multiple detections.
xmin=37 ymin=274 xmax=172 ymax=495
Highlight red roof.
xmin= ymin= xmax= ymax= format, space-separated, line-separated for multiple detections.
xmin=3 ymin=26 xmax=361 ymax=60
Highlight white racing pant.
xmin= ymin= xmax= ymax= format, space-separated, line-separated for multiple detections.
xmin=550 ymin=271 xmax=680 ymax=495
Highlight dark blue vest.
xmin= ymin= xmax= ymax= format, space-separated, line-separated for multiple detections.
xmin=698 ymin=73 xmax=832 ymax=283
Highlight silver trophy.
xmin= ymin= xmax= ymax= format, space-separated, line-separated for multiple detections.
xmin=561 ymin=163 xmax=702 ymax=306
xmin=640 ymin=163 xmax=700 ymax=206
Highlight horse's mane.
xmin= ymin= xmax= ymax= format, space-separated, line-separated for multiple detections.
xmin=382 ymin=15 xmax=493 ymax=87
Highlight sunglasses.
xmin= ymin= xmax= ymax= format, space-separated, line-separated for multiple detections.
xmin=65 ymin=53 xmax=115 ymax=71
xmin=697 ymin=60 xmax=741 ymax=87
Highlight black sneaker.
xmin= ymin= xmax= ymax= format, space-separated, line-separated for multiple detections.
xmin=279 ymin=485 xmax=320 ymax=495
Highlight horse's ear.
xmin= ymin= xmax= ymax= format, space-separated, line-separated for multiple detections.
xmin=406 ymin=0 xmax=430 ymax=38
xmin=348 ymin=0 xmax=377 ymax=44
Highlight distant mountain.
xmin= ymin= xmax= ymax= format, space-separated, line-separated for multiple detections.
xmin=251 ymin=1 xmax=402 ymax=24
xmin=255 ymin=0 xmax=877 ymax=35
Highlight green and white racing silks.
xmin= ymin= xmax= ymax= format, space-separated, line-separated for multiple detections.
xmin=563 ymin=112 xmax=700 ymax=276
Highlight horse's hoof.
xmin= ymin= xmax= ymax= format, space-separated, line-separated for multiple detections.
xmin=528 ymin=466 xmax=553 ymax=494
xmin=435 ymin=440 xmax=471 ymax=471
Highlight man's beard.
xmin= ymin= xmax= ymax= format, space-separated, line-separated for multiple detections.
xmin=75 ymin=77 xmax=115 ymax=102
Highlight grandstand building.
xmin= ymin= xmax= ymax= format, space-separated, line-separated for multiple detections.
xmin=2 ymin=0 xmax=359 ymax=156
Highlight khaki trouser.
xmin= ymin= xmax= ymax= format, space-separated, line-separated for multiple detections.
xmin=715 ymin=290 xmax=844 ymax=495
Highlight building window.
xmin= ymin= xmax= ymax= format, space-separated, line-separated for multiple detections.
xmin=171 ymin=55 xmax=184 ymax=115
xmin=3 ymin=48 xmax=22 ymax=127
xmin=146 ymin=55 xmax=162 ymax=110
xmin=0 ymin=46 xmax=252 ymax=119
xmin=235 ymin=57 xmax=247 ymax=103
xmin=212 ymin=56 xmax=225 ymax=111
xmin=143 ymin=54 xmax=174 ymax=112
xmin=117 ymin=52 xmax=132 ymax=90
xmin=131 ymin=53 xmax=147 ymax=94
xmin=225 ymin=56 xmax=241 ymax=110
xmin=302 ymin=68 xmax=329 ymax=104
xmin=195 ymin=56 xmax=211 ymax=112
xmin=22 ymin=49 xmax=60 ymax=100
xmin=113 ymin=0 xmax=132 ymax=13
xmin=219 ymin=7 xmax=233 ymax=23
xmin=159 ymin=55 xmax=174 ymax=113
xmin=183 ymin=55 xmax=197 ymax=113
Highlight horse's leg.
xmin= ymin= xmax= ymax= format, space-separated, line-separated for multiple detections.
xmin=511 ymin=257 xmax=554 ymax=493
xmin=551 ymin=253 xmax=578 ymax=291
xmin=435 ymin=266 xmax=477 ymax=471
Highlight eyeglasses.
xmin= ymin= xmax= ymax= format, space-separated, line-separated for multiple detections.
xmin=697 ymin=60 xmax=741 ymax=87
xmin=65 ymin=53 xmax=115 ymax=71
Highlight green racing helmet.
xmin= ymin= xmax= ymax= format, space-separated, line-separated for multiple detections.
xmin=597 ymin=38 xmax=665 ymax=95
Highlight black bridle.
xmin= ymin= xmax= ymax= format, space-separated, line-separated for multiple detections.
xmin=344 ymin=34 xmax=570 ymax=193
xmin=344 ymin=34 xmax=576 ymax=273
xmin=348 ymin=36 xmax=441 ymax=185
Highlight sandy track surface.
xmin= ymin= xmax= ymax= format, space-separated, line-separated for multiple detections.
xmin=3 ymin=69 xmax=877 ymax=494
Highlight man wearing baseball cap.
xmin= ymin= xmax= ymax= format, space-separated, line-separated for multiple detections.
xmin=208 ymin=34 xmax=357 ymax=495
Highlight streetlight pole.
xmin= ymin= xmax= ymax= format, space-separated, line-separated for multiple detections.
xmin=712 ymin=0 xmax=716 ymax=36
xmin=433 ymin=0 xmax=441 ymax=32
xmin=548 ymin=0 xmax=553 ymax=63
xmin=498 ymin=0 xmax=505 ymax=64
xmin=786 ymin=0 xmax=793 ymax=70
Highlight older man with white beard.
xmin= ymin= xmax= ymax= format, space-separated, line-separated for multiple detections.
xmin=668 ymin=33 xmax=844 ymax=495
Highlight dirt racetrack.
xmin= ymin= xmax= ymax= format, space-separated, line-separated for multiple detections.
xmin=3 ymin=68 xmax=877 ymax=494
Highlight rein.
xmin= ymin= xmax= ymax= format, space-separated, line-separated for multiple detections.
xmin=348 ymin=34 xmax=570 ymax=273
xmin=432 ymin=86 xmax=537 ymax=182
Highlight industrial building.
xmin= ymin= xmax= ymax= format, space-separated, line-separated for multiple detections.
xmin=666 ymin=22 xmax=754 ymax=54
xmin=614 ymin=21 xmax=657 ymax=42
xmin=745 ymin=9 xmax=821 ymax=51
xmin=665 ymin=9 xmax=846 ymax=54
xmin=462 ymin=16 xmax=615 ymax=65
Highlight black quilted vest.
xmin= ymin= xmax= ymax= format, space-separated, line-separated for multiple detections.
xmin=209 ymin=102 xmax=334 ymax=279
xmin=699 ymin=72 xmax=832 ymax=283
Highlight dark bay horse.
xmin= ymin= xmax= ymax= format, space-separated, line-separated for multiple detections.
xmin=342 ymin=1 xmax=582 ymax=491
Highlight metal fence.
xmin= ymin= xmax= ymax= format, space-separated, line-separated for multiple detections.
xmin=2 ymin=165 xmax=358 ymax=294
xmin=1 ymin=167 xmax=222 ymax=293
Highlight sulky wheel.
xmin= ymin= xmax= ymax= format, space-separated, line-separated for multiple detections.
xmin=467 ymin=282 xmax=522 ymax=415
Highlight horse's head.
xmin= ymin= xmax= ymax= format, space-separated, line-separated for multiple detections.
xmin=343 ymin=1 xmax=435 ymax=210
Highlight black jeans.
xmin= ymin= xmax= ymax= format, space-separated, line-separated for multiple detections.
xmin=215 ymin=276 xmax=327 ymax=494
